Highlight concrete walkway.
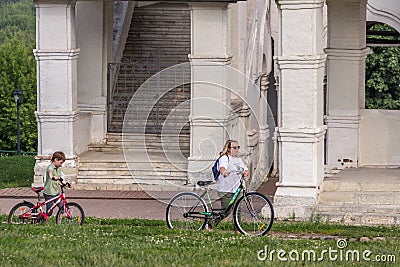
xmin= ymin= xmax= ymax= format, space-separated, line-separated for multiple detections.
xmin=0 ymin=187 xmax=174 ymax=220
xmin=0 ymin=178 xmax=278 ymax=220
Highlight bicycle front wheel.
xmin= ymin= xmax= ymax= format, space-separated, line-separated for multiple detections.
xmin=233 ymin=192 xmax=274 ymax=236
xmin=8 ymin=202 xmax=34 ymax=224
xmin=166 ymin=192 xmax=208 ymax=231
xmin=56 ymin=202 xmax=85 ymax=225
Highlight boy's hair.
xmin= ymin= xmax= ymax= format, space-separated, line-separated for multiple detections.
xmin=51 ymin=151 xmax=66 ymax=162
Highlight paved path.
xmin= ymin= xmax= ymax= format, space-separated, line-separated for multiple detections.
xmin=0 ymin=179 xmax=277 ymax=220
xmin=0 ymin=187 xmax=174 ymax=220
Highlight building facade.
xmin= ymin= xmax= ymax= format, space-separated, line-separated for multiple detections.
xmin=33 ymin=0 xmax=400 ymax=221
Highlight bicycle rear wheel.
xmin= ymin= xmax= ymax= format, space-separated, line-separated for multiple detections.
xmin=8 ymin=202 xmax=34 ymax=224
xmin=166 ymin=192 xmax=208 ymax=231
xmin=56 ymin=202 xmax=85 ymax=225
xmin=233 ymin=192 xmax=274 ymax=236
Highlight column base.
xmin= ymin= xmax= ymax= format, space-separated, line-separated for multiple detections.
xmin=273 ymin=186 xmax=318 ymax=221
xmin=325 ymin=114 xmax=359 ymax=169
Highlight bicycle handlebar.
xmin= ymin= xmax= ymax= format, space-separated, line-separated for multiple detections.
xmin=58 ymin=178 xmax=71 ymax=189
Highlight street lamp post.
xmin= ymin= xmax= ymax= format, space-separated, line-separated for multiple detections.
xmin=13 ymin=87 xmax=23 ymax=156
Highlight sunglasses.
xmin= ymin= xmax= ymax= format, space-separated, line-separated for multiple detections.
xmin=229 ymin=146 xmax=240 ymax=150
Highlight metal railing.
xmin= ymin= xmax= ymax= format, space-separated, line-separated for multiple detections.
xmin=0 ymin=150 xmax=36 ymax=157
xmin=107 ymin=50 xmax=191 ymax=134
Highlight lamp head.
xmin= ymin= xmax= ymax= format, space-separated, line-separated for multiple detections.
xmin=13 ymin=87 xmax=23 ymax=104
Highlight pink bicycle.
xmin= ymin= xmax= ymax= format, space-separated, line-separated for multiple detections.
xmin=8 ymin=178 xmax=84 ymax=225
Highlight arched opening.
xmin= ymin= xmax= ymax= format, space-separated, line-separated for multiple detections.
xmin=365 ymin=22 xmax=400 ymax=110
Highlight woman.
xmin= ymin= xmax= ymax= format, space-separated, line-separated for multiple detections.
xmin=217 ymin=140 xmax=249 ymax=213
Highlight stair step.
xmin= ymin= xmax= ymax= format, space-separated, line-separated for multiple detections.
xmin=77 ymin=176 xmax=188 ymax=185
xmin=78 ymin=168 xmax=189 ymax=176
xmin=73 ymin=182 xmax=192 ymax=192
xmin=318 ymin=191 xmax=400 ymax=205
xmin=317 ymin=204 xmax=400 ymax=213
xmin=314 ymin=211 xmax=400 ymax=225
xmin=322 ymin=180 xmax=400 ymax=192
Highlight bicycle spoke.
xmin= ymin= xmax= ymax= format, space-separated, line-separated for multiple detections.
xmin=233 ymin=192 xmax=274 ymax=236
xmin=8 ymin=203 xmax=35 ymax=225
xmin=56 ymin=202 xmax=85 ymax=225
xmin=166 ymin=192 xmax=208 ymax=231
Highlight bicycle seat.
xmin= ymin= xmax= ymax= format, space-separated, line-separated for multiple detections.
xmin=197 ymin=180 xmax=214 ymax=187
xmin=31 ymin=186 xmax=44 ymax=193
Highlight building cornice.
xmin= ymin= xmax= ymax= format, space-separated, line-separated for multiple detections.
xmin=189 ymin=54 xmax=233 ymax=65
xmin=325 ymin=48 xmax=370 ymax=60
xmin=35 ymin=110 xmax=80 ymax=122
xmin=277 ymin=126 xmax=327 ymax=143
xmin=275 ymin=54 xmax=326 ymax=69
xmin=33 ymin=49 xmax=80 ymax=61
xmin=275 ymin=0 xmax=324 ymax=9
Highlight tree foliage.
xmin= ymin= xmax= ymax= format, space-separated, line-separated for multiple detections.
xmin=0 ymin=0 xmax=35 ymax=43
xmin=365 ymin=23 xmax=400 ymax=109
xmin=0 ymin=0 xmax=36 ymax=152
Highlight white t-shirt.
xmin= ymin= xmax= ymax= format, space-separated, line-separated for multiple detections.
xmin=217 ymin=155 xmax=248 ymax=193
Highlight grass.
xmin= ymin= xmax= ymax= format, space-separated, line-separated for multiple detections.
xmin=0 ymin=156 xmax=398 ymax=266
xmin=0 ymin=216 xmax=398 ymax=266
xmin=0 ymin=156 xmax=35 ymax=189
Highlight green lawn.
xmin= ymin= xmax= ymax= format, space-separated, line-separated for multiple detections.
xmin=0 ymin=157 xmax=398 ymax=266
xmin=0 ymin=216 xmax=398 ymax=266
xmin=0 ymin=156 xmax=35 ymax=189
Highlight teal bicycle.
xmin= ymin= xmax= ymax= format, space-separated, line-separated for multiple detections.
xmin=166 ymin=168 xmax=274 ymax=236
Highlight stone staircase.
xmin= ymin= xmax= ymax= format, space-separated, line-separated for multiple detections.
xmin=109 ymin=3 xmax=191 ymax=133
xmin=88 ymin=132 xmax=189 ymax=156
xmin=75 ymin=133 xmax=190 ymax=191
xmin=316 ymin=168 xmax=400 ymax=225
xmin=76 ymin=3 xmax=193 ymax=191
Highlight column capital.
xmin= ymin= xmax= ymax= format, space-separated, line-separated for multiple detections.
xmin=190 ymin=117 xmax=227 ymax=127
xmin=326 ymin=0 xmax=366 ymax=5
xmin=324 ymin=114 xmax=360 ymax=129
xmin=35 ymin=110 xmax=80 ymax=122
xmin=275 ymin=54 xmax=326 ymax=69
xmin=34 ymin=0 xmax=76 ymax=5
xmin=188 ymin=54 xmax=232 ymax=65
xmin=33 ymin=49 xmax=80 ymax=61
xmin=189 ymin=2 xmax=229 ymax=9
xmin=325 ymin=48 xmax=370 ymax=60
xmin=275 ymin=0 xmax=325 ymax=9
xmin=277 ymin=126 xmax=327 ymax=143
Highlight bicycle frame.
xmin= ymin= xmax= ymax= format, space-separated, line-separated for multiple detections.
xmin=19 ymin=183 xmax=70 ymax=222
xmin=167 ymin=168 xmax=274 ymax=235
xmin=187 ymin=177 xmax=248 ymax=222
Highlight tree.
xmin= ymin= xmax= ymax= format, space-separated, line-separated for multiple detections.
xmin=0 ymin=0 xmax=36 ymax=152
xmin=365 ymin=23 xmax=400 ymax=109
xmin=0 ymin=35 xmax=37 ymax=152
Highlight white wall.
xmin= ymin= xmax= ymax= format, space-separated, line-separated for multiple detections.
xmin=74 ymin=112 xmax=91 ymax=155
xmin=360 ymin=109 xmax=400 ymax=166
xmin=75 ymin=1 xmax=109 ymax=144
xmin=76 ymin=1 xmax=104 ymax=104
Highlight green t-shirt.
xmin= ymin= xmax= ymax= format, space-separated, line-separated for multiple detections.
xmin=44 ymin=163 xmax=62 ymax=195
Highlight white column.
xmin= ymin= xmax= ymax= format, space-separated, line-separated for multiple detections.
xmin=325 ymin=0 xmax=368 ymax=169
xmin=274 ymin=0 xmax=327 ymax=219
xmin=33 ymin=0 xmax=79 ymax=183
xmin=188 ymin=3 xmax=232 ymax=183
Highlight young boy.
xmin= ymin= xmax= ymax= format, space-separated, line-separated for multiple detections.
xmin=43 ymin=151 xmax=66 ymax=215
